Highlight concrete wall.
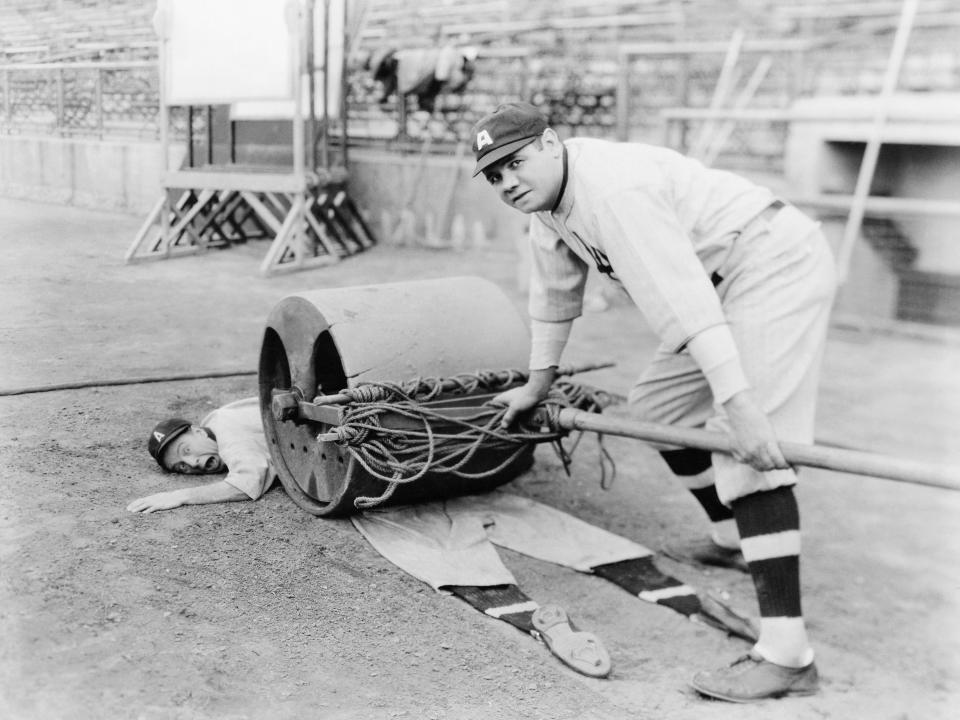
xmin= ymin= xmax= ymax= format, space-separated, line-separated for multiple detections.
xmin=785 ymin=93 xmax=960 ymax=273
xmin=0 ymin=134 xmax=528 ymax=253
xmin=0 ymin=136 xmax=177 ymax=215
xmin=346 ymin=148 xmax=530 ymax=251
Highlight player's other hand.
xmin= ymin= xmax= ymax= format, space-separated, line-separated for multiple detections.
xmin=722 ymin=390 xmax=789 ymax=472
xmin=126 ymin=490 xmax=184 ymax=514
xmin=492 ymin=384 xmax=549 ymax=429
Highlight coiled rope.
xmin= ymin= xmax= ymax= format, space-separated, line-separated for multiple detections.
xmin=320 ymin=376 xmax=618 ymax=510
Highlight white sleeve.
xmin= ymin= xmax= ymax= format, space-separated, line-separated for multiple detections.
xmin=527 ymin=214 xmax=589 ymax=323
xmin=221 ymin=449 xmax=271 ymax=500
xmin=529 ymin=318 xmax=573 ymax=370
xmin=208 ymin=405 xmax=273 ymax=500
xmin=685 ymin=325 xmax=750 ymax=404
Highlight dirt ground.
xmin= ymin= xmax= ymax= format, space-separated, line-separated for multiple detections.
xmin=1 ymin=195 xmax=958 ymax=720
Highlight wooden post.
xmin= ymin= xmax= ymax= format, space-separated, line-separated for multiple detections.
xmin=3 ymin=69 xmax=10 ymax=123
xmin=674 ymin=55 xmax=691 ymax=149
xmin=186 ymin=106 xmax=194 ymax=167
xmin=835 ymin=0 xmax=918 ymax=284
xmin=205 ymin=105 xmax=213 ymax=165
xmin=616 ymin=49 xmax=630 ymax=141
xmin=340 ymin=0 xmax=349 ymax=169
xmin=55 ymin=67 xmax=64 ymax=134
xmin=292 ymin=0 xmax=305 ymax=183
xmin=700 ymin=55 xmax=772 ymax=167
xmin=95 ymin=67 xmax=104 ymax=138
xmin=320 ymin=0 xmax=330 ymax=170
xmin=306 ymin=0 xmax=318 ymax=172
xmin=689 ymin=29 xmax=744 ymax=160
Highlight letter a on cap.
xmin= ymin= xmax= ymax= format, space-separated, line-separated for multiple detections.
xmin=153 ymin=431 xmax=164 ymax=443
xmin=476 ymin=130 xmax=493 ymax=150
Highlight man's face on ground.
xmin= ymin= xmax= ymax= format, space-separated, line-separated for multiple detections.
xmin=481 ymin=132 xmax=563 ymax=213
xmin=161 ymin=427 xmax=224 ymax=475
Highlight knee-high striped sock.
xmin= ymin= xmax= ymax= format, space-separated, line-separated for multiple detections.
xmin=732 ymin=486 xmax=813 ymax=668
xmin=660 ymin=448 xmax=739 ymax=548
xmin=445 ymin=584 xmax=538 ymax=634
xmin=591 ymin=556 xmax=700 ymax=616
xmin=591 ymin=558 xmax=757 ymax=641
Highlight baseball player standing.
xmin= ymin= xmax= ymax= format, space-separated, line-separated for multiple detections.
xmin=470 ymin=102 xmax=836 ymax=702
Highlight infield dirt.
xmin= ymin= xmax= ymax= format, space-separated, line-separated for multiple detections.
xmin=1 ymin=196 xmax=958 ymax=720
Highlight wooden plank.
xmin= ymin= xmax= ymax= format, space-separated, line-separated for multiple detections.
xmin=164 ymin=171 xmax=307 ymax=193
xmin=239 ymin=191 xmax=285 ymax=235
xmin=0 ymin=60 xmax=155 ymax=70
xmin=659 ymin=107 xmax=960 ymax=123
xmin=442 ymin=12 xmax=679 ymax=36
xmin=618 ymin=38 xmax=818 ymax=57
xmin=700 ymin=56 xmax=773 ymax=166
xmin=304 ymin=196 xmax=345 ymax=257
xmin=124 ymin=195 xmax=165 ymax=261
xmin=259 ymin=195 xmax=305 ymax=274
xmin=791 ymin=194 xmax=960 ymax=218
xmin=556 ymin=408 xmax=960 ymax=492
xmin=688 ymin=29 xmax=744 ymax=160
xmin=776 ymin=0 xmax=952 ymax=19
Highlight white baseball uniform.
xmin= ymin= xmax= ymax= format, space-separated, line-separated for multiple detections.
xmin=201 ymin=397 xmax=275 ymax=500
xmin=527 ymin=138 xmax=837 ymax=504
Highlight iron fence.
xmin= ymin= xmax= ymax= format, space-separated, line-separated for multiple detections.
xmin=0 ymin=60 xmax=160 ymax=139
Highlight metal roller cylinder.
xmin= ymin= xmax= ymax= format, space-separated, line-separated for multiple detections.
xmin=258 ymin=276 xmax=534 ymax=516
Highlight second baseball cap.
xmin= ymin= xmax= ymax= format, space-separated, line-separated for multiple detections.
xmin=147 ymin=417 xmax=192 ymax=469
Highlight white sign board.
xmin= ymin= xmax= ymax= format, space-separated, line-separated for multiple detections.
xmin=230 ymin=0 xmax=345 ymax=120
xmin=159 ymin=0 xmax=296 ymax=106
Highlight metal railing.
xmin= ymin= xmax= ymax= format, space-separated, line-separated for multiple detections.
xmin=0 ymin=60 xmax=159 ymax=139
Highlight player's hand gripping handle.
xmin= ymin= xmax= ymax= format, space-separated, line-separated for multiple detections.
xmin=722 ymin=390 xmax=790 ymax=472
xmin=493 ymin=367 xmax=557 ymax=429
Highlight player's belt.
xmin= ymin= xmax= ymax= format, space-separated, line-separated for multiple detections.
xmin=754 ymin=198 xmax=788 ymax=224
xmin=711 ymin=199 xmax=791 ymax=289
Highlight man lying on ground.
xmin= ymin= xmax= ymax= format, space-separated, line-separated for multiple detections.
xmin=129 ymin=397 xmax=757 ymax=680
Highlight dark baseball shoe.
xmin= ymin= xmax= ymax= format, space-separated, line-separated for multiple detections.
xmin=661 ymin=537 xmax=749 ymax=573
xmin=691 ymin=650 xmax=819 ymax=702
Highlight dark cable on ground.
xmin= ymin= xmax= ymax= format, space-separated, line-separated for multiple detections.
xmin=0 ymin=369 xmax=257 ymax=397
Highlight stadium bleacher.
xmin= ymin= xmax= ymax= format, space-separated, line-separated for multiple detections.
xmin=0 ymin=0 xmax=957 ymax=156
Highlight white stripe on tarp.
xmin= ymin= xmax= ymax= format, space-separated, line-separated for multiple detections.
xmin=638 ymin=585 xmax=696 ymax=602
xmin=485 ymin=601 xmax=540 ymax=618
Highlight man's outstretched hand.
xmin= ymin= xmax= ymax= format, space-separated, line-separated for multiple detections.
xmin=126 ymin=490 xmax=186 ymax=514
xmin=126 ymin=481 xmax=247 ymax=514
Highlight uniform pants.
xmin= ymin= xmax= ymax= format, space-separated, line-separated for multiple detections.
xmin=351 ymin=490 xmax=652 ymax=591
xmin=628 ymin=205 xmax=837 ymax=505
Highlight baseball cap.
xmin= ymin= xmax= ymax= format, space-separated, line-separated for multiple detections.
xmin=471 ymin=102 xmax=549 ymax=177
xmin=148 ymin=418 xmax=192 ymax=469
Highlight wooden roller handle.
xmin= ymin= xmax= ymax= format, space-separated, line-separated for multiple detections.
xmin=557 ymin=408 xmax=959 ymax=492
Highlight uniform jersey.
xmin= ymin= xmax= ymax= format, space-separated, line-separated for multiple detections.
xmin=525 ymin=137 xmax=837 ymax=503
xmin=528 ymin=138 xmax=775 ymax=353
xmin=200 ymin=397 xmax=275 ymax=500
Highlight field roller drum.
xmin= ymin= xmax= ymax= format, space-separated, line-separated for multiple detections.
xmin=258 ymin=276 xmax=538 ymax=517
xmin=260 ymin=277 xmax=960 ymax=520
